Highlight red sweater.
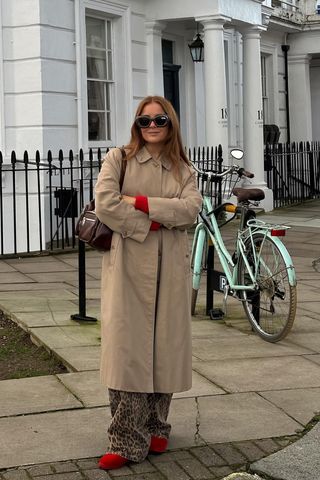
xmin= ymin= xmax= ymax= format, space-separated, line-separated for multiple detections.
xmin=135 ymin=196 xmax=161 ymax=231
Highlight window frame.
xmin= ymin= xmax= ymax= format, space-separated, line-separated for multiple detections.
xmin=86 ymin=15 xmax=115 ymax=144
xmin=261 ymin=54 xmax=269 ymax=124
xmin=0 ymin=18 xmax=5 ymax=155
xmin=260 ymin=43 xmax=279 ymax=127
xmin=77 ymin=1 xmax=132 ymax=150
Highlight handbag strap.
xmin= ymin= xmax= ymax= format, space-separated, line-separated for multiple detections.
xmin=119 ymin=147 xmax=127 ymax=190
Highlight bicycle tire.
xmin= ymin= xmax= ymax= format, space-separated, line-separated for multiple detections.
xmin=237 ymin=233 xmax=297 ymax=342
xmin=191 ymin=228 xmax=207 ymax=315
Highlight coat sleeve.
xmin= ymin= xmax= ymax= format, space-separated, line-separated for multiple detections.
xmin=148 ymin=167 xmax=202 ymax=230
xmin=95 ymin=149 xmax=151 ymax=243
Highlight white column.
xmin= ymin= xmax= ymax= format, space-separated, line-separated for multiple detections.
xmin=242 ymin=27 xmax=266 ymax=187
xmin=145 ymin=21 xmax=166 ymax=96
xmin=288 ymin=54 xmax=312 ymax=141
xmin=0 ymin=0 xmax=5 ymax=155
xmin=196 ymin=15 xmax=230 ymax=155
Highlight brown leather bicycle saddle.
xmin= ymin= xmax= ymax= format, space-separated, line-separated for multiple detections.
xmin=232 ymin=187 xmax=265 ymax=202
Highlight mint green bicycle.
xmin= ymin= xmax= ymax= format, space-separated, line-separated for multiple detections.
xmin=191 ymin=149 xmax=297 ymax=342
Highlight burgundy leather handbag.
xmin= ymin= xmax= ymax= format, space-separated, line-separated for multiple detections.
xmin=75 ymin=148 xmax=127 ymax=251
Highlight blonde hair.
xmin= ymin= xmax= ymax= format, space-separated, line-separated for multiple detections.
xmin=125 ymin=96 xmax=190 ymax=176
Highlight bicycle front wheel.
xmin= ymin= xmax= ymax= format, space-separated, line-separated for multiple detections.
xmin=237 ymin=233 xmax=297 ymax=342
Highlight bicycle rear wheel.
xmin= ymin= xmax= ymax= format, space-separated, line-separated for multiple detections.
xmin=237 ymin=233 xmax=296 ymax=342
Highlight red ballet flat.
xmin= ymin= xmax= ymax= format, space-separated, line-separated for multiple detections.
xmin=149 ymin=436 xmax=168 ymax=453
xmin=98 ymin=452 xmax=128 ymax=470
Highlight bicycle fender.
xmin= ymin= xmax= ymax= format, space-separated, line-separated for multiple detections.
xmin=192 ymin=227 xmax=207 ymax=290
xmin=254 ymin=229 xmax=297 ymax=287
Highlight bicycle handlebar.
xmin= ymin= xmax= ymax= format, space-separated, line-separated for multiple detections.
xmin=237 ymin=168 xmax=254 ymax=179
xmin=192 ymin=163 xmax=254 ymax=180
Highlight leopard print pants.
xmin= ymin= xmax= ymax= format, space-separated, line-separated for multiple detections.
xmin=107 ymin=389 xmax=173 ymax=462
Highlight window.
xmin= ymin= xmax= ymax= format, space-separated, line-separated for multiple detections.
xmin=162 ymin=39 xmax=173 ymax=64
xmin=261 ymin=54 xmax=269 ymax=123
xmin=86 ymin=16 xmax=113 ymax=142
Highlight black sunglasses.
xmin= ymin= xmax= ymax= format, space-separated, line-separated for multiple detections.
xmin=135 ymin=114 xmax=170 ymax=128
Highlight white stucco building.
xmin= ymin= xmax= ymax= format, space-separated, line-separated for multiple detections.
xmin=0 ymin=0 xmax=319 ymax=226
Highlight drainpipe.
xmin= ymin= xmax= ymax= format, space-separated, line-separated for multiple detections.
xmin=74 ymin=0 xmax=83 ymax=151
xmin=281 ymin=44 xmax=291 ymax=143
xmin=0 ymin=0 xmax=6 ymax=156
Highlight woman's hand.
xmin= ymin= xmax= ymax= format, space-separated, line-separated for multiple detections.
xmin=121 ymin=195 xmax=136 ymax=206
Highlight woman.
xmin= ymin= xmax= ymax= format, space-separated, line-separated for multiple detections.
xmin=95 ymin=96 xmax=202 ymax=470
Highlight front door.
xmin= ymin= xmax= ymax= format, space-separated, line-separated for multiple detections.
xmin=162 ymin=39 xmax=181 ymax=117
xmin=163 ymin=64 xmax=181 ymax=118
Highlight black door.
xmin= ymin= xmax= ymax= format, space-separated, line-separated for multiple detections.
xmin=163 ymin=63 xmax=181 ymax=118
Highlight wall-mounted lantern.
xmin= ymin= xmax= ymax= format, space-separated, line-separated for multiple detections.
xmin=188 ymin=33 xmax=204 ymax=62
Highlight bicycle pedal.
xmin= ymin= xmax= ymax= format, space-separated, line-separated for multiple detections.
xmin=209 ymin=308 xmax=224 ymax=320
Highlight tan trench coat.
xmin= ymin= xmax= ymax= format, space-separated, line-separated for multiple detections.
xmin=95 ymin=146 xmax=202 ymax=393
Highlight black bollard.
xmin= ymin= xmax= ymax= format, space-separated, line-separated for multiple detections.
xmin=206 ymin=244 xmax=214 ymax=315
xmin=71 ymin=239 xmax=97 ymax=322
xmin=206 ymin=243 xmax=225 ymax=321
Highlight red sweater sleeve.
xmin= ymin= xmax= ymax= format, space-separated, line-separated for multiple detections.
xmin=135 ymin=196 xmax=161 ymax=231
xmin=135 ymin=196 xmax=149 ymax=213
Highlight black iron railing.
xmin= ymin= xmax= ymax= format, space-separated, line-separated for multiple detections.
xmin=0 ymin=146 xmax=224 ymax=256
xmin=264 ymin=141 xmax=320 ymax=208
xmin=1 ymin=141 xmax=319 ymax=257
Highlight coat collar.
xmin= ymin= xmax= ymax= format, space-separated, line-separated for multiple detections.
xmin=136 ymin=146 xmax=172 ymax=171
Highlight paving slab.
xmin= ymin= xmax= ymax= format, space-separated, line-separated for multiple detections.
xmin=12 ymin=262 xmax=76 ymax=274
xmin=5 ymin=256 xmax=63 ymax=264
xmin=0 ymin=376 xmax=82 ymax=417
xmin=191 ymin=319 xmax=246 ymax=338
xmin=296 ymin=271 xmax=320 ymax=281
xmin=57 ymin=371 xmax=107 ymax=408
xmin=259 ymin=388 xmax=320 ymax=424
xmin=296 ymin=303 xmax=320 ymax=316
xmin=0 ymin=407 xmax=111 ymax=469
xmin=0 ymin=262 xmax=16 ymax=272
xmin=60 ymin=257 xmax=102 ymax=268
xmin=0 ymin=282 xmax=68 ymax=292
xmin=252 ymin=422 xmax=320 ymax=480
xmin=25 ymin=272 xmax=91 ymax=284
xmin=30 ymin=325 xmax=101 ymax=350
xmin=69 ymin=280 xmax=101 ymax=293
xmin=0 ymin=290 xmax=77 ymax=300
xmin=81 ymin=289 xmax=101 ymax=300
xmin=292 ymin=289 xmax=320 ymax=302
xmin=193 ymin=356 xmax=320 ymax=393
xmin=167 ymin=398 xmax=205 ymax=449
xmin=54 ymin=345 xmax=101 ymax=371
xmin=197 ymin=393 xmax=301 ymax=444
xmin=56 ymin=369 xmax=225 ymax=408
xmin=174 ymin=370 xmax=226 ymax=398
xmin=284 ymin=332 xmax=320 ymax=352
xmin=192 ymin=336 xmax=312 ymax=362
xmin=85 ymin=268 xmax=101 ymax=280
xmin=0 ymin=272 xmax=35 ymax=284
xmin=305 ymin=354 xmax=320 ymax=366
xmin=259 ymin=214 xmax=320 ymax=228
xmin=13 ymin=311 xmax=77 ymax=328
xmin=0 ymin=299 xmax=78 ymax=314
xmin=290 ymin=316 xmax=320 ymax=333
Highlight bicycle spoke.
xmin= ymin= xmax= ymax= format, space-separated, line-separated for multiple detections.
xmin=238 ymin=233 xmax=296 ymax=342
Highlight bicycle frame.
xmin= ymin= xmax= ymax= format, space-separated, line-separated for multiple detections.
xmin=192 ymin=194 xmax=296 ymax=295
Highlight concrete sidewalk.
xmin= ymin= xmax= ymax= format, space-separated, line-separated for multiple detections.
xmin=0 ymin=200 xmax=320 ymax=480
